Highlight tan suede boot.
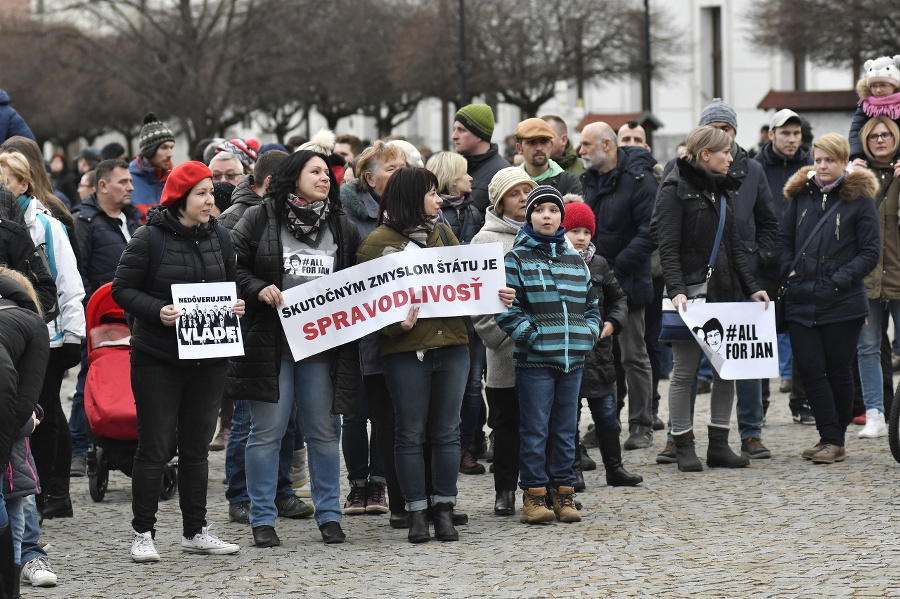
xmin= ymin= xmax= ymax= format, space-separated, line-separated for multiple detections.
xmin=520 ymin=488 xmax=555 ymax=524
xmin=550 ymin=486 xmax=582 ymax=523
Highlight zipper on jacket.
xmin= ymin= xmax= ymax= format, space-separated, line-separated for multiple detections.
xmin=797 ymin=208 xmax=808 ymax=229
xmin=835 ymin=213 xmax=840 ymax=241
xmin=821 ymin=193 xmax=828 ymax=212
xmin=562 ymin=299 xmax=570 ymax=368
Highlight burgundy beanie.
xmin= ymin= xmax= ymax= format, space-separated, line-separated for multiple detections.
xmin=160 ymin=161 xmax=213 ymax=207
xmin=562 ymin=201 xmax=596 ymax=237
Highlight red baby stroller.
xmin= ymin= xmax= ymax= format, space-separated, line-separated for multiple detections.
xmin=83 ymin=282 xmax=177 ymax=502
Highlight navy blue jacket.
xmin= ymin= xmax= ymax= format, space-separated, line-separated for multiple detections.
xmin=74 ymin=194 xmax=143 ymax=299
xmin=0 ymin=89 xmax=35 ymax=143
xmin=580 ymin=146 xmax=658 ymax=308
xmin=777 ymin=166 xmax=881 ymax=327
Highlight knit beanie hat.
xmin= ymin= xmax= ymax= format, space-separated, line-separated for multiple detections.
xmin=698 ymin=98 xmax=738 ymax=131
xmin=455 ymin=104 xmax=495 ymax=142
xmin=525 ymin=185 xmax=565 ymax=224
xmin=217 ymin=138 xmax=259 ymax=169
xmin=160 ymin=161 xmax=213 ymax=207
xmin=139 ymin=113 xmax=176 ymax=159
xmin=488 ymin=167 xmax=536 ymax=214
xmin=561 ymin=200 xmax=595 ymax=237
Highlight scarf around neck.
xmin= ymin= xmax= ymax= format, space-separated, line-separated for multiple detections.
xmin=402 ymin=214 xmax=439 ymax=247
xmin=577 ymin=242 xmax=596 ymax=264
xmin=863 ymin=92 xmax=900 ymax=120
xmin=812 ymin=173 xmax=845 ymax=194
xmin=283 ymin=194 xmax=330 ymax=241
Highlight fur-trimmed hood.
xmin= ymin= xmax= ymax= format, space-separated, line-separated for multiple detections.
xmin=783 ymin=165 xmax=879 ymax=202
xmin=857 ymin=77 xmax=873 ymax=101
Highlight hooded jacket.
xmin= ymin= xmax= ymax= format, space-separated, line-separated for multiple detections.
xmin=555 ymin=142 xmax=585 ymax=176
xmin=777 ymin=166 xmax=881 ymax=326
xmin=464 ymin=143 xmax=511 ymax=214
xmin=496 ymin=226 xmax=601 ymax=373
xmin=112 ymin=207 xmax=236 ymax=364
xmin=652 ymin=158 xmax=760 ymax=302
xmin=580 ymin=146 xmax=658 ymax=307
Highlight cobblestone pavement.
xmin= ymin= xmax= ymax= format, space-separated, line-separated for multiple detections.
xmin=27 ymin=374 xmax=900 ymax=598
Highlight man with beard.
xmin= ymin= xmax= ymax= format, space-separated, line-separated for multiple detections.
xmin=514 ymin=118 xmax=582 ymax=196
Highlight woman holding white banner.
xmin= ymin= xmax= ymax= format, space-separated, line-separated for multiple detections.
xmin=113 ymin=161 xmax=243 ymax=562
xmin=779 ymin=133 xmax=880 ymax=464
xmin=229 ymin=150 xmax=360 ymax=547
xmin=357 ymin=166 xmax=514 ymax=543
xmin=652 ymin=126 xmax=769 ymax=473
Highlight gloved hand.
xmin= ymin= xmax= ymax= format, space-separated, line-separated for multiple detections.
xmin=60 ymin=342 xmax=82 ymax=370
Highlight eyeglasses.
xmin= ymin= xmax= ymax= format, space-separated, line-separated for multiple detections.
xmin=867 ymin=132 xmax=894 ymax=142
xmin=212 ymin=173 xmax=241 ymax=182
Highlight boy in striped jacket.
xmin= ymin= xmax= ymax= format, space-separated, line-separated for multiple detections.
xmin=495 ymin=185 xmax=601 ymax=524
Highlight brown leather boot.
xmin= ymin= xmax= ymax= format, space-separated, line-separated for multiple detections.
xmin=549 ymin=486 xmax=581 ymax=522
xmin=520 ymin=488 xmax=555 ymax=524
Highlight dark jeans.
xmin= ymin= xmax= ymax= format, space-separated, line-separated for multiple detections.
xmin=69 ymin=340 xmax=90 ymax=457
xmin=586 ymin=395 xmax=618 ymax=430
xmin=364 ymin=374 xmax=404 ymax=514
xmin=486 ymin=386 xmax=519 ymax=493
xmin=225 ymin=399 xmax=294 ymax=505
xmin=31 ymin=347 xmax=72 ymax=500
xmin=130 ymin=351 xmax=224 ymax=537
xmin=645 ymin=276 xmax=664 ymax=416
xmin=789 ymin=319 xmax=864 ymax=446
xmin=341 ymin=376 xmax=385 ymax=486
xmin=383 ymin=345 xmax=468 ymax=512
xmin=459 ymin=333 xmax=487 ymax=452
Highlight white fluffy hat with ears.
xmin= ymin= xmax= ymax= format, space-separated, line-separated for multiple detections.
xmin=865 ymin=55 xmax=900 ymax=89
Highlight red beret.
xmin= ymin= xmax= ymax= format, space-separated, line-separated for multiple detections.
xmin=160 ymin=161 xmax=213 ymax=207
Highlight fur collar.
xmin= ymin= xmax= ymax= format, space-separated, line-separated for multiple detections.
xmin=857 ymin=77 xmax=872 ymax=101
xmin=783 ymin=165 xmax=879 ymax=202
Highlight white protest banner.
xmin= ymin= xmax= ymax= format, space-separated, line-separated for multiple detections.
xmin=279 ymin=243 xmax=507 ymax=362
xmin=172 ymin=282 xmax=244 ymax=359
xmin=677 ymin=302 xmax=778 ymax=380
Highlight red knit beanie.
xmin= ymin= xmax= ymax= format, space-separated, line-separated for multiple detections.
xmin=160 ymin=161 xmax=213 ymax=207
xmin=562 ymin=201 xmax=596 ymax=237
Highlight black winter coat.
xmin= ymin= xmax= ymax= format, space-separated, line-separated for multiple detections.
xmin=227 ymin=198 xmax=360 ymax=406
xmin=580 ymin=253 xmax=628 ymax=399
xmin=777 ymin=166 xmax=881 ymax=327
xmin=75 ymin=193 xmax=143 ymax=299
xmin=217 ymin=175 xmax=260 ymax=231
xmin=541 ymin=170 xmax=583 ymax=196
xmin=112 ymin=208 xmax=236 ymax=364
xmin=439 ymin=194 xmax=484 ymax=244
xmin=652 ymin=158 xmax=760 ymax=302
xmin=464 ymin=143 xmax=511 ymax=214
xmin=753 ymin=142 xmax=813 ymax=223
xmin=580 ymin=146 xmax=658 ymax=308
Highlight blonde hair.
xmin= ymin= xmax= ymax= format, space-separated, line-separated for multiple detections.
xmin=860 ymin=116 xmax=900 ymax=162
xmin=0 ymin=266 xmax=42 ymax=318
xmin=425 ymin=152 xmax=468 ymax=194
xmin=682 ymin=126 xmax=732 ymax=163
xmin=0 ymin=151 xmax=33 ymax=195
xmin=812 ymin=133 xmax=850 ymax=164
xmin=355 ymin=141 xmax=407 ymax=194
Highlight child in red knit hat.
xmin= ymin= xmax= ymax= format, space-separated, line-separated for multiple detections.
xmin=562 ymin=200 xmax=643 ymax=491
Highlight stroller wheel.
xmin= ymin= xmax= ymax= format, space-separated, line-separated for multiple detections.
xmin=89 ymin=447 xmax=109 ymax=502
xmin=160 ymin=463 xmax=178 ymax=500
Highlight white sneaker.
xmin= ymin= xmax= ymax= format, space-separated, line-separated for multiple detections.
xmin=181 ymin=526 xmax=240 ymax=555
xmin=859 ymin=409 xmax=888 ymax=438
xmin=290 ymin=448 xmax=309 ymax=488
xmin=131 ymin=531 xmax=160 ymax=563
xmin=21 ymin=556 xmax=57 ymax=586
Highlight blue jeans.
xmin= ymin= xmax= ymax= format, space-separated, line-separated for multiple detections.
xmin=383 ymin=344 xmax=468 ymax=512
xmin=8 ymin=495 xmax=46 ymax=565
xmin=735 ymin=378 xmax=763 ymax=439
xmin=777 ymin=334 xmax=792 ymax=379
xmin=225 ymin=400 xmax=295 ymax=504
xmin=516 ymin=367 xmax=583 ymax=489
xmin=246 ymin=358 xmax=341 ymax=527
xmin=68 ymin=340 xmax=90 ymax=457
xmin=586 ymin=394 xmax=618 ymax=430
xmin=857 ymin=298 xmax=900 ymax=413
xmin=341 ymin=377 xmax=384 ymax=487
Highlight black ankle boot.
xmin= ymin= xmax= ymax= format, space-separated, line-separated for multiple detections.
xmin=597 ymin=427 xmax=643 ymax=486
xmin=432 ymin=503 xmax=458 ymax=542
xmin=0 ymin=524 xmax=15 ymax=599
xmin=407 ymin=510 xmax=430 ymax=543
xmin=706 ymin=426 xmax=750 ymax=468
xmin=493 ymin=490 xmax=515 ymax=516
xmin=673 ymin=430 xmax=703 ymax=472
xmin=41 ymin=493 xmax=73 ymax=520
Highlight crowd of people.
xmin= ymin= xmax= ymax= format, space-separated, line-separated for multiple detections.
xmin=0 ymin=52 xmax=899 ymax=597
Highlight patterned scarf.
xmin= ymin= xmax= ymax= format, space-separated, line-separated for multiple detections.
xmin=403 ymin=214 xmax=439 ymax=247
xmin=577 ymin=242 xmax=596 ymax=264
xmin=283 ymin=194 xmax=330 ymax=241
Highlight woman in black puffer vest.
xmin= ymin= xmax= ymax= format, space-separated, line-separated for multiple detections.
xmin=113 ymin=161 xmax=243 ymax=563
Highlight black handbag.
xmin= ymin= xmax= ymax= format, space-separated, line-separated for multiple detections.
xmin=776 ymin=200 xmax=842 ymax=334
xmin=660 ymin=194 xmax=726 ymax=342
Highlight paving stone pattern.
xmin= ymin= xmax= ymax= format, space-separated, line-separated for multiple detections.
xmin=35 ymin=375 xmax=900 ymax=598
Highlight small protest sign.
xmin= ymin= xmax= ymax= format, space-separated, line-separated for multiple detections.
xmin=172 ymin=282 xmax=244 ymax=360
xmin=279 ymin=243 xmax=507 ymax=362
xmin=677 ymin=302 xmax=778 ymax=380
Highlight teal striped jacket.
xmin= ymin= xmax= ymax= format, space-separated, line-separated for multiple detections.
xmin=496 ymin=226 xmax=601 ymax=372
